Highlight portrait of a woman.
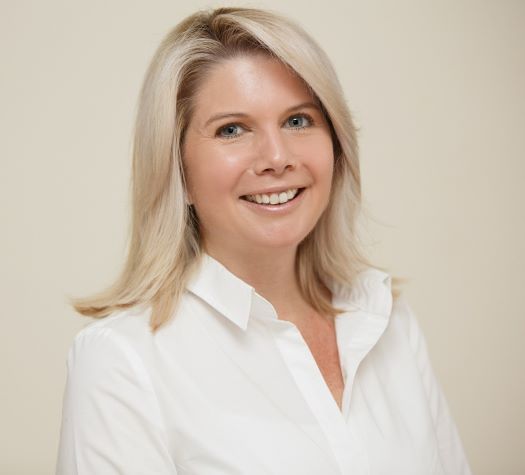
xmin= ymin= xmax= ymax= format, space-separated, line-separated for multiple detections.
xmin=56 ymin=7 xmax=472 ymax=474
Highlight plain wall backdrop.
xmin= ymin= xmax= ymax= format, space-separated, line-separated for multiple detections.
xmin=1 ymin=1 xmax=523 ymax=473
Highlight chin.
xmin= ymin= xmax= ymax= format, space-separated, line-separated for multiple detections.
xmin=245 ymin=229 xmax=312 ymax=251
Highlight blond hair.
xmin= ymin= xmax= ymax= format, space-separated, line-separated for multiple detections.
xmin=73 ymin=7 xmax=399 ymax=331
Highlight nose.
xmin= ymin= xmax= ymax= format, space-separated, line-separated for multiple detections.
xmin=253 ymin=127 xmax=296 ymax=175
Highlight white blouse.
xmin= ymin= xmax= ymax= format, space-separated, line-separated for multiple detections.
xmin=56 ymin=254 xmax=472 ymax=474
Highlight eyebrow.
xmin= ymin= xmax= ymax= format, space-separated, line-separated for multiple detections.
xmin=203 ymin=101 xmax=322 ymax=128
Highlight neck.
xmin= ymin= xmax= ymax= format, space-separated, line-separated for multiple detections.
xmin=203 ymin=242 xmax=308 ymax=320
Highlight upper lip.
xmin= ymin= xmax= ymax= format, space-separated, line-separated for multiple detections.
xmin=240 ymin=185 xmax=306 ymax=197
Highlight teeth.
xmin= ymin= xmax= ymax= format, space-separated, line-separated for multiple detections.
xmin=244 ymin=188 xmax=300 ymax=205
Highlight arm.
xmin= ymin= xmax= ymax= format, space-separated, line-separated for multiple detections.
xmin=56 ymin=326 xmax=178 ymax=475
xmin=400 ymin=299 xmax=472 ymax=475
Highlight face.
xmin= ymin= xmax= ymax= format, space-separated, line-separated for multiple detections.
xmin=182 ymin=54 xmax=334 ymax=258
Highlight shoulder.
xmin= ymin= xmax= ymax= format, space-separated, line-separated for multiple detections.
xmin=342 ymin=266 xmax=429 ymax=358
xmin=389 ymin=296 xmax=424 ymax=342
xmin=349 ymin=266 xmax=420 ymax=339
xmin=76 ymin=304 xmax=153 ymax=336
xmin=71 ymin=304 xmax=153 ymax=347
xmin=386 ymin=295 xmax=436 ymax=374
xmin=66 ymin=306 xmax=155 ymax=381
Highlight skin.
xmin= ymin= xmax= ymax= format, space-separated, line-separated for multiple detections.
xmin=182 ymin=53 xmax=334 ymax=323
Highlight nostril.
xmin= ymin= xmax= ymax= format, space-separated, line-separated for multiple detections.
xmin=262 ymin=163 xmax=294 ymax=172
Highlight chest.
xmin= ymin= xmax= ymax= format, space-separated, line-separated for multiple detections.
xmin=147 ymin=298 xmax=443 ymax=474
xmin=293 ymin=318 xmax=345 ymax=410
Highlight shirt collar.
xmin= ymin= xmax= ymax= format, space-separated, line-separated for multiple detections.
xmin=329 ymin=268 xmax=393 ymax=317
xmin=186 ymin=253 xmax=393 ymax=330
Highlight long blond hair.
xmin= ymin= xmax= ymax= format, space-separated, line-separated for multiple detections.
xmin=73 ymin=7 xmax=398 ymax=331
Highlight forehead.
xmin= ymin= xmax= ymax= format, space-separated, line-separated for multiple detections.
xmin=191 ymin=55 xmax=315 ymax=121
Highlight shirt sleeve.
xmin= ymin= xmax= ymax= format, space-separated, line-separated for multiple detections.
xmin=399 ymin=299 xmax=472 ymax=475
xmin=56 ymin=326 xmax=178 ymax=475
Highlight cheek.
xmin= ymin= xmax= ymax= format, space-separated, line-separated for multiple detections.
xmin=303 ymin=137 xmax=335 ymax=189
xmin=185 ymin=145 xmax=247 ymax=204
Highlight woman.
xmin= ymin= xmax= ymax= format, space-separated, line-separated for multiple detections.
xmin=57 ymin=7 xmax=472 ymax=474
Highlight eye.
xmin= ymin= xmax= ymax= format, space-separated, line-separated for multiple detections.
xmin=216 ymin=123 xmax=245 ymax=139
xmin=285 ymin=113 xmax=314 ymax=129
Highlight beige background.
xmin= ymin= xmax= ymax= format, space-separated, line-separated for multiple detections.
xmin=1 ymin=1 xmax=523 ymax=473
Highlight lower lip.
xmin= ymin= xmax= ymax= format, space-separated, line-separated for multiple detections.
xmin=239 ymin=188 xmax=306 ymax=214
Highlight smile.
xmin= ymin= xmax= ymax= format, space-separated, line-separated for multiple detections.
xmin=240 ymin=188 xmax=305 ymax=205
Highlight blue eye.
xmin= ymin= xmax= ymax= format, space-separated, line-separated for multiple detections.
xmin=218 ymin=124 xmax=243 ymax=139
xmin=286 ymin=114 xmax=313 ymax=129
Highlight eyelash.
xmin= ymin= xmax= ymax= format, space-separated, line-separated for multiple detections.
xmin=216 ymin=113 xmax=315 ymax=140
